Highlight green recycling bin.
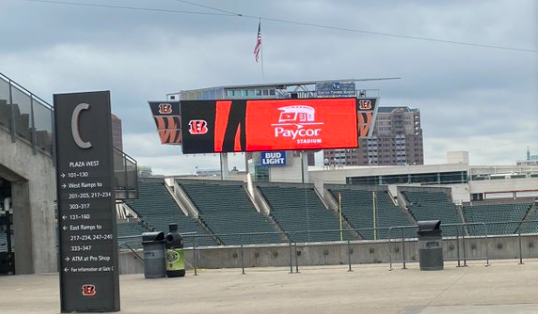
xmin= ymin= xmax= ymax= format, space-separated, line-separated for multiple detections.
xmin=165 ymin=224 xmax=185 ymax=277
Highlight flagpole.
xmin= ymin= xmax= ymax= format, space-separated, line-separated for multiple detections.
xmin=260 ymin=19 xmax=265 ymax=82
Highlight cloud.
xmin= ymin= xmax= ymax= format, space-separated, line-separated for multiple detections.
xmin=0 ymin=0 xmax=536 ymax=173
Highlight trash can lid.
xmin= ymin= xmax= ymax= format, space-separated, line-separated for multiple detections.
xmin=142 ymin=231 xmax=165 ymax=243
xmin=417 ymin=220 xmax=441 ymax=231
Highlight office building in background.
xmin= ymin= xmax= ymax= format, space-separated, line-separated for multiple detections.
xmin=324 ymin=106 xmax=423 ymax=166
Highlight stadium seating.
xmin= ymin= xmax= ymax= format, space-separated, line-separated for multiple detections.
xmin=521 ymin=208 xmax=538 ymax=234
xmin=116 ymin=221 xmax=149 ymax=249
xmin=257 ymin=185 xmax=356 ymax=243
xmin=117 ymin=221 xmax=148 ymax=237
xmin=125 ymin=181 xmax=217 ymax=247
xmin=402 ymin=190 xmax=462 ymax=236
xmin=463 ymin=202 xmax=534 ymax=235
xmin=328 ymin=188 xmax=415 ymax=239
xmin=177 ymin=181 xmax=282 ymax=245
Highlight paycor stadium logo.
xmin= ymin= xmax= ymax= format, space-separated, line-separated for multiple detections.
xmin=271 ymin=105 xmax=323 ymax=143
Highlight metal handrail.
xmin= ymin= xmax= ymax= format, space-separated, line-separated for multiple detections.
xmin=0 ymin=70 xmax=53 ymax=109
xmin=116 ymin=220 xmax=538 ymax=275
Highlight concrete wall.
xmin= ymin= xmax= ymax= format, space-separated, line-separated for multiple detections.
xmin=309 ymin=163 xmax=470 ymax=186
xmin=251 ymin=185 xmax=271 ymax=216
xmin=469 ymin=178 xmax=538 ymax=195
xmin=118 ymin=234 xmax=538 ymax=274
xmin=269 ymin=156 xmax=304 ymax=183
xmin=119 ymin=251 xmax=144 ymax=274
xmin=0 ymin=129 xmax=57 ymax=274
xmin=417 ymin=183 xmax=471 ymax=204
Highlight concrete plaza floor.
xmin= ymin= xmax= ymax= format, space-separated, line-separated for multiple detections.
xmin=1 ymin=260 xmax=538 ymax=314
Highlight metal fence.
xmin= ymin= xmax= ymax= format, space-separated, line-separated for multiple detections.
xmin=0 ymin=71 xmax=55 ymax=157
xmin=114 ymin=149 xmax=139 ymax=199
xmin=387 ymin=222 xmax=490 ymax=270
xmin=117 ymin=220 xmax=538 ymax=275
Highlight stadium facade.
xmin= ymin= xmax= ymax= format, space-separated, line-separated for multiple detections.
xmin=1 ymin=74 xmax=537 ymax=276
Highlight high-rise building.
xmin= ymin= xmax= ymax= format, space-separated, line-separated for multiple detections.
xmin=324 ymin=106 xmax=423 ymax=166
xmin=516 ymin=147 xmax=538 ymax=166
xmin=111 ymin=114 xmax=123 ymax=151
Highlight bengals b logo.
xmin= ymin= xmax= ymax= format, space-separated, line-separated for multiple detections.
xmin=358 ymin=100 xmax=372 ymax=110
xmin=189 ymin=120 xmax=208 ymax=135
xmin=158 ymin=103 xmax=172 ymax=114
xmin=82 ymin=284 xmax=96 ymax=297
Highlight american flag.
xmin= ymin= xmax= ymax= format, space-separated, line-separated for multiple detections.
xmin=254 ymin=21 xmax=262 ymax=62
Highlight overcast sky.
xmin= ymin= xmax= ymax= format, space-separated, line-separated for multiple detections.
xmin=1 ymin=0 xmax=537 ymax=174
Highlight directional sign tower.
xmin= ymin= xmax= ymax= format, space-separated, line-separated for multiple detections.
xmin=54 ymin=91 xmax=120 ymax=313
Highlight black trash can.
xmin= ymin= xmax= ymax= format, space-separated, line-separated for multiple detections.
xmin=142 ymin=231 xmax=166 ymax=278
xmin=165 ymin=224 xmax=185 ymax=277
xmin=417 ymin=220 xmax=444 ymax=271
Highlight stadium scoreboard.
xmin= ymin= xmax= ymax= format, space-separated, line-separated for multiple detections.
xmin=149 ymin=97 xmax=378 ymax=154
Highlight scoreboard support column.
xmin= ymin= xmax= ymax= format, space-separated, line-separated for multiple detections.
xmin=220 ymin=153 xmax=229 ymax=180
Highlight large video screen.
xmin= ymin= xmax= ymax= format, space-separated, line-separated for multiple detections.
xmin=180 ymin=98 xmax=374 ymax=154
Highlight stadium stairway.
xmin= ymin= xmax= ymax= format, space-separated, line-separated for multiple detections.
xmin=400 ymin=188 xmax=462 ymax=236
xmin=520 ymin=202 xmax=538 ymax=233
xmin=395 ymin=189 xmax=419 ymax=225
xmin=326 ymin=185 xmax=415 ymax=240
xmin=125 ymin=180 xmax=218 ymax=247
xmin=175 ymin=180 xmax=283 ymax=246
xmin=320 ymin=188 xmax=364 ymax=240
xmin=249 ymin=185 xmax=291 ymax=242
xmin=256 ymin=183 xmax=360 ymax=243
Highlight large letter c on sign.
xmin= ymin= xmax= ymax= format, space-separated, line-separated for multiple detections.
xmin=71 ymin=103 xmax=92 ymax=149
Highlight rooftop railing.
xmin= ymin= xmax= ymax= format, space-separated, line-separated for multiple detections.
xmin=0 ymin=71 xmax=137 ymax=199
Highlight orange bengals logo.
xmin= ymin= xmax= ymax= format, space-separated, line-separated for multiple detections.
xmin=158 ymin=103 xmax=173 ymax=114
xmin=358 ymin=100 xmax=372 ymax=110
xmin=188 ymin=120 xmax=208 ymax=135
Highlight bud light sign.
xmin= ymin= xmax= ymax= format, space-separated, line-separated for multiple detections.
xmin=261 ymin=151 xmax=286 ymax=166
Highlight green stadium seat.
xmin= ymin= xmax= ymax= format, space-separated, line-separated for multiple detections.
xmin=178 ymin=181 xmax=282 ymax=245
xmin=258 ymin=185 xmax=358 ymax=243
xmin=125 ymin=181 xmax=217 ymax=247
xmin=463 ymin=202 xmax=533 ymax=236
xmin=403 ymin=190 xmax=462 ymax=236
xmin=328 ymin=188 xmax=415 ymax=239
xmin=116 ymin=221 xmax=149 ymax=249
